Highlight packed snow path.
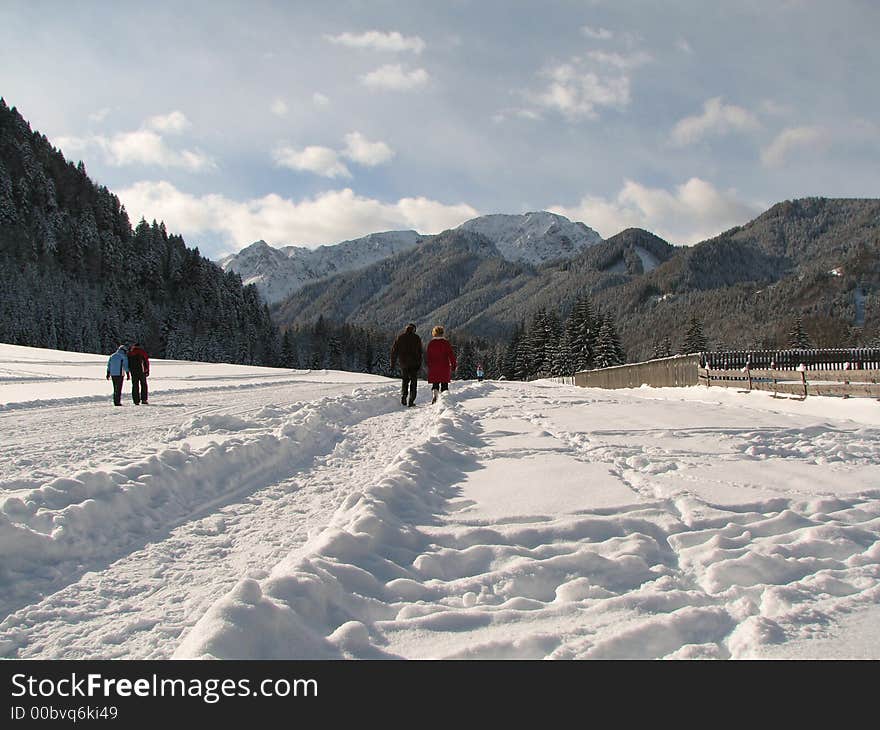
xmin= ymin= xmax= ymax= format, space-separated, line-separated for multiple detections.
xmin=0 ymin=386 xmax=408 ymax=658
xmin=177 ymin=382 xmax=880 ymax=660
xmin=2 ymin=350 xmax=879 ymax=659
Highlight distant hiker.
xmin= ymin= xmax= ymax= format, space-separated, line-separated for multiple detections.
xmin=390 ymin=322 xmax=423 ymax=407
xmin=106 ymin=345 xmax=130 ymax=406
xmin=476 ymin=363 xmax=485 ymax=382
xmin=426 ymin=325 xmax=457 ymax=404
xmin=128 ymin=342 xmax=150 ymax=405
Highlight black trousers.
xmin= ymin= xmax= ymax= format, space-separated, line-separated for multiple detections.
xmin=401 ymin=367 xmax=419 ymax=404
xmin=430 ymin=382 xmax=449 ymax=392
xmin=131 ymin=372 xmax=148 ymax=404
xmin=111 ymin=375 xmax=125 ymax=405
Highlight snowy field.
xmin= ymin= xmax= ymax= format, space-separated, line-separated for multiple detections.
xmin=1 ymin=344 xmax=879 ymax=660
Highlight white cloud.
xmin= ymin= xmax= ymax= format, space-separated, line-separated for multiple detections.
xmin=56 ymin=111 xmax=212 ymax=171
xmin=529 ymin=63 xmax=630 ymax=120
xmin=582 ymin=26 xmax=613 ymax=40
xmin=271 ymin=98 xmax=288 ymax=116
xmin=586 ymin=50 xmax=652 ymax=69
xmin=671 ymin=97 xmax=761 ymax=146
xmin=759 ymin=99 xmax=792 ymax=117
xmin=342 ymin=132 xmax=394 ymax=166
xmin=760 ymin=126 xmax=825 ymax=167
xmin=492 ymin=107 xmax=543 ymax=123
xmin=88 ymin=107 xmax=112 ymax=123
xmin=145 ymin=110 xmax=191 ymax=134
xmin=109 ymin=130 xmax=212 ymax=170
xmin=273 ymin=144 xmax=352 ymax=178
xmin=54 ymin=135 xmax=91 ymax=157
xmin=551 ymin=177 xmax=762 ymax=244
xmin=676 ymin=38 xmax=693 ymax=54
xmin=273 ymin=132 xmax=394 ymax=177
xmin=313 ymin=92 xmax=330 ymax=106
xmin=324 ymin=30 xmax=426 ymax=54
xmin=117 ymin=180 xmax=479 ymax=250
xmin=56 ymin=129 xmax=213 ymax=172
xmin=361 ymin=64 xmax=429 ymax=91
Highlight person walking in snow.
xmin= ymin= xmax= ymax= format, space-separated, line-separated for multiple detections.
xmin=426 ymin=325 xmax=457 ymax=404
xmin=390 ymin=322 xmax=423 ymax=407
xmin=476 ymin=363 xmax=485 ymax=382
xmin=128 ymin=342 xmax=150 ymax=405
xmin=106 ymin=345 xmax=129 ymax=406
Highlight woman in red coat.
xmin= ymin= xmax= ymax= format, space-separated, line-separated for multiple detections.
xmin=425 ymin=325 xmax=457 ymax=404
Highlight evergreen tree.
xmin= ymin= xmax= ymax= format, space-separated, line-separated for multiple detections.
xmin=514 ymin=333 xmax=531 ymax=381
xmin=327 ymin=335 xmax=344 ymax=370
xmin=593 ymin=313 xmax=626 ymax=368
xmin=281 ymin=329 xmax=296 ymax=368
xmin=568 ymin=295 xmax=597 ymax=371
xmin=362 ymin=337 xmax=375 ymax=374
xmin=652 ymin=336 xmax=673 ymax=359
xmin=524 ymin=309 xmax=546 ymax=378
xmin=0 ymin=100 xmax=283 ymax=366
xmin=456 ymin=340 xmax=476 ymax=379
xmin=543 ymin=310 xmax=563 ymax=376
xmin=788 ymin=314 xmax=813 ymax=349
xmin=502 ymin=322 xmax=525 ymax=380
xmin=681 ymin=315 xmax=709 ymax=354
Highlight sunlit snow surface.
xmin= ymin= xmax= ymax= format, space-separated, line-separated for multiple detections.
xmin=1 ymin=344 xmax=879 ymax=659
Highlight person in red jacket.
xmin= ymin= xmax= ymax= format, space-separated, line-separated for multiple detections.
xmin=127 ymin=342 xmax=150 ymax=405
xmin=425 ymin=325 xmax=457 ymax=404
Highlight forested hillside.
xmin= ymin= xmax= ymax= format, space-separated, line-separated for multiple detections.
xmin=598 ymin=198 xmax=880 ymax=358
xmin=273 ymin=228 xmax=534 ymax=334
xmin=0 ymin=99 xmax=279 ymax=364
xmin=274 ymin=198 xmax=879 ymax=362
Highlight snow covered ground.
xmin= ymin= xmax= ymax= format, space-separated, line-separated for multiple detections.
xmin=1 ymin=344 xmax=879 ymax=659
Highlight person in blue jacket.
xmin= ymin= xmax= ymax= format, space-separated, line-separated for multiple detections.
xmin=106 ymin=345 xmax=130 ymax=406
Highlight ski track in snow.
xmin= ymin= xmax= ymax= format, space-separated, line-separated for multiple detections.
xmin=173 ymin=383 xmax=880 ymax=660
xmin=0 ymin=380 xmax=402 ymax=657
xmin=2 ymin=364 xmax=879 ymax=660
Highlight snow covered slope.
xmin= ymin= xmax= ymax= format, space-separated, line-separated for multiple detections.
xmin=458 ymin=211 xmax=602 ymax=265
xmin=218 ymin=230 xmax=422 ymax=305
xmin=2 ymin=343 xmax=879 ymax=660
xmin=634 ymin=245 xmax=661 ymax=272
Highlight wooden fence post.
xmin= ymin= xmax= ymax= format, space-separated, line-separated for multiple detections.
xmin=797 ymin=363 xmax=807 ymax=398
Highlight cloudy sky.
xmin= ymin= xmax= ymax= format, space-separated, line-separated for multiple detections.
xmin=2 ymin=0 xmax=878 ymax=258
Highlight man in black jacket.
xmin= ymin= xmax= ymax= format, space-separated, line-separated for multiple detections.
xmin=390 ymin=323 xmax=423 ymax=407
xmin=127 ymin=342 xmax=150 ymax=405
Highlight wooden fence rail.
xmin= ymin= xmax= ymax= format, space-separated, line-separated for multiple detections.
xmin=571 ymin=349 xmax=880 ymax=399
xmin=698 ymin=366 xmax=880 ymax=399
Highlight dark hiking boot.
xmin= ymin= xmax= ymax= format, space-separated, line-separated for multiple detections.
xmin=401 ymin=396 xmax=407 ymax=406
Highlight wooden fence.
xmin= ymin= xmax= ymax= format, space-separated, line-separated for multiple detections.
xmin=701 ymin=348 xmax=880 ymax=371
xmin=574 ymin=354 xmax=701 ymax=389
xmin=700 ymin=366 xmax=880 ymax=399
xmin=700 ymin=348 xmax=880 ymax=398
xmin=573 ymin=349 xmax=880 ymax=399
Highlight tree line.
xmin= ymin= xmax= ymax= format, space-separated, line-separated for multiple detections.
xmin=0 ymin=99 xmax=279 ymax=364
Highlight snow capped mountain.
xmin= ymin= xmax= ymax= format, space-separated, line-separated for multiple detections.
xmin=218 ymin=212 xmax=602 ymax=305
xmin=458 ymin=211 xmax=603 ymax=265
xmin=219 ymin=230 xmax=422 ymax=305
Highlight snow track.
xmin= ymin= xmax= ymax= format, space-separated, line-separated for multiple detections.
xmin=0 ymin=380 xmax=406 ymax=657
xmin=3 ymin=346 xmax=880 ymax=660
xmin=176 ymin=383 xmax=880 ymax=660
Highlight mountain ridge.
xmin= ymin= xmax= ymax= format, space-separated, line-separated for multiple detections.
xmin=272 ymin=197 xmax=880 ymax=358
xmin=218 ymin=211 xmax=603 ymax=305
